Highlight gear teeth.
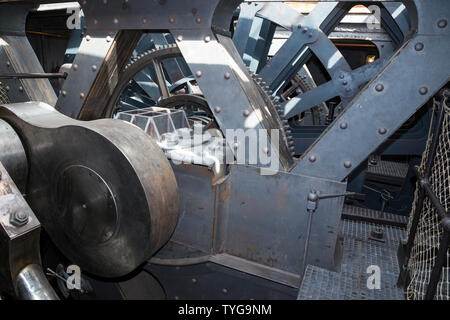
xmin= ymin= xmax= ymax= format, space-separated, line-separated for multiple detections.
xmin=247 ymin=69 xmax=295 ymax=164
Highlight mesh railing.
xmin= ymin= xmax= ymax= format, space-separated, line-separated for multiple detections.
xmin=0 ymin=82 xmax=10 ymax=104
xmin=402 ymin=91 xmax=450 ymax=300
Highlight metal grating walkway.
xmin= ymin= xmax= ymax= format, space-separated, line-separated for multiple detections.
xmin=298 ymin=210 xmax=406 ymax=300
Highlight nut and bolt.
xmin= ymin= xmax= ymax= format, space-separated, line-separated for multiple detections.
xmin=10 ymin=210 xmax=29 ymax=227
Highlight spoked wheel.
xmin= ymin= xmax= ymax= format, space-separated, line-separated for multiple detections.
xmin=102 ymin=44 xmax=209 ymax=127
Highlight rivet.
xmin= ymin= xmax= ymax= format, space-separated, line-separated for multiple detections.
xmin=340 ymin=122 xmax=348 ymax=129
xmin=142 ymin=18 xmax=148 ymax=24
xmin=345 ymin=87 xmax=351 ymax=93
xmin=5 ymin=86 xmax=10 ymax=91
xmin=169 ymin=16 xmax=175 ymax=24
xmin=419 ymin=86 xmax=428 ymax=95
xmin=414 ymin=42 xmax=424 ymax=51
xmin=204 ymin=35 xmax=211 ymax=43
xmin=342 ymin=80 xmax=348 ymax=85
xmin=222 ymin=288 xmax=228 ymax=294
xmin=73 ymin=64 xmax=79 ymax=71
xmin=378 ymin=127 xmax=387 ymax=135
xmin=80 ymin=92 xmax=85 ymax=99
xmin=233 ymin=142 xmax=239 ymax=150
xmin=195 ymin=17 xmax=202 ymax=24
xmin=85 ymin=35 xmax=91 ymax=41
xmin=191 ymin=278 xmax=197 ymax=283
xmin=308 ymin=32 xmax=313 ymax=38
xmin=195 ymin=70 xmax=202 ymax=78
xmin=93 ymin=19 xmax=98 ymax=25
xmin=61 ymin=90 xmax=67 ymax=97
xmin=263 ymin=147 xmax=270 ymax=155
xmin=339 ymin=74 xmax=344 ymax=79
xmin=6 ymin=61 xmax=10 ymax=67
xmin=302 ymin=27 xmax=308 ymax=33
xmin=92 ymin=65 xmax=97 ymax=72
xmin=224 ymin=72 xmax=231 ymax=80
xmin=18 ymin=86 xmax=23 ymax=92
xmin=214 ymin=106 xmax=221 ymax=113
xmin=297 ymin=23 xmax=302 ymax=29
xmin=113 ymin=17 xmax=119 ymax=25
xmin=375 ymin=83 xmax=384 ymax=92
xmin=177 ymin=35 xmax=183 ymax=42
xmin=106 ymin=36 xmax=112 ymax=42
xmin=344 ymin=160 xmax=352 ymax=168
xmin=243 ymin=109 xmax=250 ymax=117
xmin=309 ymin=155 xmax=317 ymax=163
xmin=437 ymin=19 xmax=447 ymax=29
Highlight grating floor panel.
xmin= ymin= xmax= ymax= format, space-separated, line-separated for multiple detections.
xmin=298 ymin=215 xmax=406 ymax=300
xmin=367 ymin=159 xmax=409 ymax=179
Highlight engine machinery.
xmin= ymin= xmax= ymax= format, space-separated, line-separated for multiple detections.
xmin=0 ymin=0 xmax=448 ymax=300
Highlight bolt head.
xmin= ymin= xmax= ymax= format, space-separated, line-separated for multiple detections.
xmin=195 ymin=70 xmax=202 ymax=78
xmin=243 ymin=109 xmax=250 ymax=117
xmin=262 ymin=147 xmax=270 ymax=155
xmin=214 ymin=106 xmax=221 ymax=113
xmin=375 ymin=83 xmax=384 ymax=92
xmin=437 ymin=19 xmax=447 ymax=29
xmin=344 ymin=160 xmax=352 ymax=168
xmin=378 ymin=127 xmax=387 ymax=135
xmin=177 ymin=35 xmax=183 ymax=42
xmin=204 ymin=36 xmax=211 ymax=43
xmin=308 ymin=155 xmax=317 ymax=163
xmin=10 ymin=210 xmax=29 ymax=227
xmin=414 ymin=42 xmax=424 ymax=51
xmin=308 ymin=191 xmax=318 ymax=202
xmin=224 ymin=72 xmax=231 ymax=80
xmin=340 ymin=122 xmax=348 ymax=130
xmin=419 ymin=86 xmax=428 ymax=95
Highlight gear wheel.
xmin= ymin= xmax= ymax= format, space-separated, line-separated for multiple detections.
xmin=101 ymin=44 xmax=295 ymax=167
xmin=250 ymin=72 xmax=296 ymax=159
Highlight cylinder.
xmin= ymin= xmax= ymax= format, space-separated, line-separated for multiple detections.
xmin=15 ymin=264 xmax=59 ymax=300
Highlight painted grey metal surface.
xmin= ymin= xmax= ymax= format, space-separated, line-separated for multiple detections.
xmin=293 ymin=25 xmax=450 ymax=180
xmin=0 ymin=2 xmax=57 ymax=105
xmin=56 ymin=30 xmax=117 ymax=117
xmin=151 ymin=163 xmax=347 ymax=288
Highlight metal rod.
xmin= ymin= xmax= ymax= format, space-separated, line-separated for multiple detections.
xmin=15 ymin=264 xmax=59 ymax=300
xmin=424 ymin=231 xmax=449 ymax=300
xmin=0 ymin=73 xmax=67 ymax=80
xmin=414 ymin=167 xmax=450 ymax=233
xmin=403 ymin=98 xmax=446 ymax=258
xmin=299 ymin=210 xmax=314 ymax=281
